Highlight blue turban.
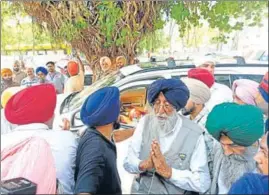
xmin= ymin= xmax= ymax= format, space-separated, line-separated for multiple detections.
xmin=36 ymin=66 xmax=48 ymax=75
xmin=228 ymin=173 xmax=268 ymax=194
xmin=80 ymin=87 xmax=120 ymax=127
xmin=147 ymin=79 xmax=189 ymax=111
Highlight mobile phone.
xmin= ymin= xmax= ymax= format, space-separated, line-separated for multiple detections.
xmin=1 ymin=177 xmax=36 ymax=194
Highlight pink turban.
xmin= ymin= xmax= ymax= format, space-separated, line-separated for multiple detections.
xmin=232 ymin=79 xmax=259 ymax=105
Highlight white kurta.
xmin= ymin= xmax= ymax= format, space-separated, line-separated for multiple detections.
xmin=205 ymin=82 xmax=233 ymax=112
xmin=1 ymin=123 xmax=78 ymax=194
xmin=1 ymin=109 xmax=17 ymax=135
xmin=123 ymin=115 xmax=211 ymax=193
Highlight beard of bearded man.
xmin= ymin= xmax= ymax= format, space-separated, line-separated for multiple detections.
xmin=220 ymin=145 xmax=257 ymax=190
xmin=148 ymin=108 xmax=179 ymax=140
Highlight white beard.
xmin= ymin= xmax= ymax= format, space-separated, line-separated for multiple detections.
xmin=148 ymin=109 xmax=179 ymax=139
xmin=220 ymin=145 xmax=257 ymax=189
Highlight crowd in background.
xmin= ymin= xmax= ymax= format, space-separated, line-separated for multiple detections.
xmin=0 ymin=56 xmax=268 ymax=195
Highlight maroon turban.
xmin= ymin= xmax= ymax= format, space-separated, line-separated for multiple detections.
xmin=188 ymin=68 xmax=215 ymax=88
xmin=5 ymin=84 xmax=57 ymax=125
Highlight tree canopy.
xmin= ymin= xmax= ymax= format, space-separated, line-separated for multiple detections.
xmin=1 ymin=1 xmax=268 ymax=79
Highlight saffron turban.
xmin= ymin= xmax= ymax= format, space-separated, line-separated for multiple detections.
xmin=80 ymin=87 xmax=120 ymax=127
xmin=1 ymin=86 xmax=25 ymax=108
xmin=147 ymin=78 xmax=190 ymax=111
xmin=5 ymin=84 xmax=56 ymax=125
xmin=228 ymin=173 xmax=268 ymax=195
xmin=36 ymin=66 xmax=48 ymax=76
xmin=181 ymin=78 xmax=211 ymax=105
xmin=188 ymin=68 xmax=215 ymax=88
xmin=206 ymin=103 xmax=264 ymax=146
xmin=67 ymin=61 xmax=79 ymax=76
xmin=259 ymin=72 xmax=268 ymax=103
xmin=1 ymin=68 xmax=12 ymax=76
xmin=232 ymin=79 xmax=259 ymax=106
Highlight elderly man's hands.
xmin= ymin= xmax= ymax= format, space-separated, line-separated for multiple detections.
xmin=151 ymin=140 xmax=172 ymax=179
xmin=139 ymin=156 xmax=154 ymax=172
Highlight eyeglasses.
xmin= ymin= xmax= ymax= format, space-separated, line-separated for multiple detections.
xmin=154 ymin=100 xmax=174 ymax=111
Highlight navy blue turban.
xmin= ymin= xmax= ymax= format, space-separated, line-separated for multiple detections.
xmin=36 ymin=66 xmax=48 ymax=75
xmin=147 ymin=78 xmax=190 ymax=111
xmin=80 ymin=86 xmax=120 ymax=127
xmin=228 ymin=173 xmax=268 ymax=194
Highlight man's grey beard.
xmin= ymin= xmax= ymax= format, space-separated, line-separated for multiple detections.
xmin=220 ymin=145 xmax=258 ymax=189
xmin=149 ymin=109 xmax=179 ymax=138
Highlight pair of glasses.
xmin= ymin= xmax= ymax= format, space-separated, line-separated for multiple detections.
xmin=154 ymin=101 xmax=174 ymax=111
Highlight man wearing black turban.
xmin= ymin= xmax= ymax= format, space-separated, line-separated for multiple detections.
xmin=74 ymin=86 xmax=122 ymax=195
xmin=124 ymin=78 xmax=211 ymax=194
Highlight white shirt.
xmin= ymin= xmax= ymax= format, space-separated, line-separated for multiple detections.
xmin=205 ymin=82 xmax=233 ymax=112
xmin=1 ymin=109 xmax=18 ymax=135
xmin=1 ymin=123 xmax=78 ymax=194
xmin=123 ymin=115 xmax=211 ymax=193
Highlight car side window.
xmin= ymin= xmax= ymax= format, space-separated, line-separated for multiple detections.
xmin=119 ymin=86 xmax=147 ymax=125
xmin=214 ymin=75 xmax=231 ymax=88
xmin=84 ymin=74 xmax=93 ymax=86
xmin=230 ymin=74 xmax=263 ymax=84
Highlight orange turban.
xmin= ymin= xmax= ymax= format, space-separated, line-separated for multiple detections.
xmin=1 ymin=68 xmax=12 ymax=77
xmin=1 ymin=86 xmax=25 ymax=108
xmin=67 ymin=61 xmax=79 ymax=76
xmin=5 ymin=84 xmax=57 ymax=125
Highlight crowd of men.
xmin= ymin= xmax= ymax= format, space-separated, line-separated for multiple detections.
xmin=0 ymin=56 xmax=268 ymax=195
xmin=0 ymin=55 xmax=127 ymax=99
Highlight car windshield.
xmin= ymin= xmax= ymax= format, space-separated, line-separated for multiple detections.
xmin=66 ymin=71 xmax=122 ymax=112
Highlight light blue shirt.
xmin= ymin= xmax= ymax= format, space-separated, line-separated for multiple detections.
xmin=1 ymin=123 xmax=78 ymax=194
xmin=46 ymin=72 xmax=66 ymax=94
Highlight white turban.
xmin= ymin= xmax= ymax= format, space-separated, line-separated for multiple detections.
xmin=193 ymin=56 xmax=217 ymax=67
xmin=181 ymin=78 xmax=211 ymax=104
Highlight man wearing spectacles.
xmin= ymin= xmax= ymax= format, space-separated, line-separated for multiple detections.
xmin=205 ymin=103 xmax=264 ymax=194
xmin=124 ymin=78 xmax=211 ymax=194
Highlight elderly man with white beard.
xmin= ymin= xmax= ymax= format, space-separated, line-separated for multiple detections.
xmin=124 ymin=78 xmax=211 ymax=194
xmin=205 ymin=103 xmax=264 ymax=194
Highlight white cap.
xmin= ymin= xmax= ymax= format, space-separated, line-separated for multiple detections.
xmin=193 ymin=56 xmax=217 ymax=67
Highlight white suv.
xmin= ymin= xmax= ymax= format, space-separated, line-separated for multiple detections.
xmin=54 ymin=63 xmax=268 ymax=133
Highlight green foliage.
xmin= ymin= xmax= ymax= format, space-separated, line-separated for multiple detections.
xmin=1 ymin=0 xmax=268 ymax=55
xmin=137 ymin=30 xmax=170 ymax=53
xmin=1 ymin=1 xmax=56 ymax=52
xmin=170 ymin=1 xmax=268 ymax=43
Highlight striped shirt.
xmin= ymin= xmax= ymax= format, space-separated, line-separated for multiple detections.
xmin=21 ymin=77 xmax=39 ymax=87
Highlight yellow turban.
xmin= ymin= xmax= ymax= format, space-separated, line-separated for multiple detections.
xmin=1 ymin=86 xmax=25 ymax=108
xmin=1 ymin=68 xmax=12 ymax=77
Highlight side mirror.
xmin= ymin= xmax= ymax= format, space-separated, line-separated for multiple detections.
xmin=71 ymin=111 xmax=84 ymax=128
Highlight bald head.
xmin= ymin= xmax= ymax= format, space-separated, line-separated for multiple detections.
xmin=100 ymin=56 xmax=112 ymax=73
